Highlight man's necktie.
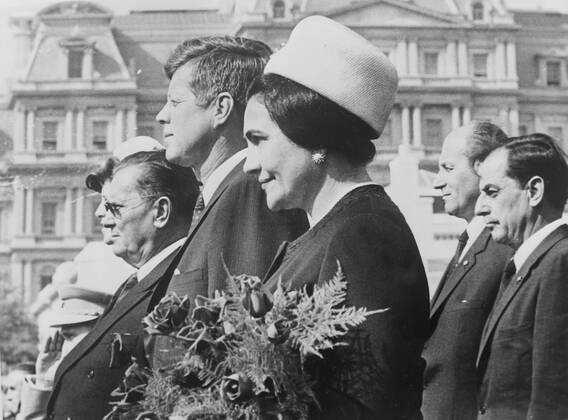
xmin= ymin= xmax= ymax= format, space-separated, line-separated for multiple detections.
xmin=498 ymin=258 xmax=516 ymax=297
xmin=437 ymin=230 xmax=469 ymax=293
xmin=116 ymin=272 xmax=138 ymax=304
xmin=191 ymin=190 xmax=205 ymax=230
xmin=100 ymin=272 xmax=138 ymax=318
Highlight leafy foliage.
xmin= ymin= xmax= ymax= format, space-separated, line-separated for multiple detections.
xmin=0 ymin=275 xmax=38 ymax=367
xmin=108 ymin=262 xmax=388 ymax=419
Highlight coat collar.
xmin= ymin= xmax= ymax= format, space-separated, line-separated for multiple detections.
xmin=430 ymin=228 xmax=492 ymax=318
xmin=51 ymin=251 xmax=178 ymax=391
xmin=476 ymin=224 xmax=568 ymax=366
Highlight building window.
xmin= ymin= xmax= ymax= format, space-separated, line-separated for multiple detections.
xmin=424 ymin=118 xmax=443 ymax=147
xmin=472 ymin=53 xmax=488 ymax=77
xmin=91 ymin=121 xmax=108 ymax=150
xmin=546 ymin=61 xmax=561 ymax=86
xmin=273 ymin=0 xmax=285 ymax=19
xmin=41 ymin=202 xmax=57 ymax=235
xmin=423 ymin=52 xmax=439 ymax=75
xmin=472 ymin=2 xmax=484 ymax=21
xmin=68 ymin=50 xmax=83 ymax=79
xmin=42 ymin=121 xmax=58 ymax=151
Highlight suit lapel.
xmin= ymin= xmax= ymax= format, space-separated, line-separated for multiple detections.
xmin=430 ymin=229 xmax=491 ymax=317
xmin=53 ymin=251 xmax=178 ymax=387
xmin=476 ymin=225 xmax=568 ymax=366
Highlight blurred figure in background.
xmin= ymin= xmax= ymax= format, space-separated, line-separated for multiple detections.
xmin=2 ymin=363 xmax=35 ymax=420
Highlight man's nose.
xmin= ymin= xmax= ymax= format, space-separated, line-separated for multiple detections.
xmin=155 ymin=103 xmax=169 ymax=125
xmin=475 ymin=196 xmax=489 ymax=216
xmin=433 ymin=171 xmax=445 ymax=190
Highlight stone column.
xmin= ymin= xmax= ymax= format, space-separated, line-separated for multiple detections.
xmin=412 ymin=105 xmax=422 ymax=147
xmin=446 ymin=40 xmax=457 ymax=76
xmin=83 ymin=46 xmax=94 ymax=80
xmin=458 ymin=40 xmax=468 ymax=76
xmin=451 ymin=104 xmax=461 ymax=129
xmin=64 ymin=109 xmax=73 ymax=151
xmin=64 ymin=188 xmax=73 ymax=236
xmin=506 ymin=40 xmax=517 ymax=79
xmin=10 ymin=257 xmax=23 ymax=293
xmin=23 ymin=260 xmax=32 ymax=304
xmin=396 ymin=39 xmax=408 ymax=76
xmin=13 ymin=182 xmax=24 ymax=235
xmin=126 ymin=107 xmax=137 ymax=138
xmin=401 ymin=105 xmax=411 ymax=147
xmin=115 ymin=108 xmax=125 ymax=146
xmin=75 ymin=188 xmax=84 ymax=235
xmin=24 ymin=188 xmax=33 ymax=235
xmin=463 ymin=106 xmax=471 ymax=124
xmin=509 ymin=107 xmax=520 ymax=136
xmin=76 ymin=107 xmax=85 ymax=150
xmin=499 ymin=107 xmax=509 ymax=132
xmin=535 ymin=114 xmax=543 ymax=132
xmin=408 ymin=39 xmax=419 ymax=76
xmin=26 ymin=107 xmax=35 ymax=151
xmin=495 ymin=40 xmax=506 ymax=80
xmin=14 ymin=105 xmax=26 ymax=153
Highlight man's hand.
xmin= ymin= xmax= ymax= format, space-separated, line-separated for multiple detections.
xmin=36 ymin=330 xmax=64 ymax=388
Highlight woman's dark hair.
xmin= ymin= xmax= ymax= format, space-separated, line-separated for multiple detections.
xmin=504 ymin=133 xmax=568 ymax=211
xmin=246 ymin=74 xmax=377 ymax=164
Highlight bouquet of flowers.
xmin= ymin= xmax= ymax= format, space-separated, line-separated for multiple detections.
xmin=106 ymin=263 xmax=387 ymax=420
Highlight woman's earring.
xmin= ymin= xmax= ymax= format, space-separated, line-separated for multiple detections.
xmin=311 ymin=150 xmax=327 ymax=165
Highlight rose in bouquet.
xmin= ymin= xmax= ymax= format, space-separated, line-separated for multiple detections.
xmin=107 ymin=262 xmax=387 ymax=420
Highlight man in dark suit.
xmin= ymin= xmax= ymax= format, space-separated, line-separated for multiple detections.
xmin=41 ymin=150 xmax=199 ymax=420
xmin=151 ymin=36 xmax=308 ymax=368
xmin=422 ymin=121 xmax=512 ymax=420
xmin=475 ymin=133 xmax=568 ymax=419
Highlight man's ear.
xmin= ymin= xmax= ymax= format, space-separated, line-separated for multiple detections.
xmin=526 ymin=176 xmax=544 ymax=207
xmin=153 ymin=196 xmax=171 ymax=228
xmin=211 ymin=92 xmax=234 ymax=129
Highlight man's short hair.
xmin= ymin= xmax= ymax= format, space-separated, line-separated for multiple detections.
xmin=463 ymin=121 xmax=508 ymax=166
xmin=113 ymin=150 xmax=199 ymax=222
xmin=164 ymin=36 xmax=272 ymax=117
xmin=503 ymin=133 xmax=568 ymax=211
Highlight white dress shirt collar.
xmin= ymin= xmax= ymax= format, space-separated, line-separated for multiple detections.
xmin=202 ymin=149 xmax=248 ymax=206
xmin=137 ymin=237 xmax=185 ymax=281
xmin=458 ymin=216 xmax=486 ymax=261
xmin=513 ymin=218 xmax=566 ymax=271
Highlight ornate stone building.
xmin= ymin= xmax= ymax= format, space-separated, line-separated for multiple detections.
xmin=1 ymin=0 xmax=567 ymax=303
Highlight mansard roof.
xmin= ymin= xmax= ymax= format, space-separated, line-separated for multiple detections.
xmin=38 ymin=1 xmax=112 ymax=19
xmin=112 ymin=10 xmax=231 ymax=27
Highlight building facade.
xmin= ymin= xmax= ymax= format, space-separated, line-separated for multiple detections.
xmin=1 ymin=0 xmax=567 ymax=304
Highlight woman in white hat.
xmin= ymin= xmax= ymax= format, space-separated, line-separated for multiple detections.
xmin=243 ymin=16 xmax=429 ymax=419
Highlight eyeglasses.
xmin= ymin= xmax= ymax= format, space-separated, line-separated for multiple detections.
xmin=102 ymin=195 xmax=157 ymax=220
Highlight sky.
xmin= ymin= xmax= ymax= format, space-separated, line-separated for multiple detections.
xmin=0 ymin=0 xmax=566 ymax=93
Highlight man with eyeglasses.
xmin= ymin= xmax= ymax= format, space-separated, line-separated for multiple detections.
xmin=34 ymin=145 xmax=199 ymax=420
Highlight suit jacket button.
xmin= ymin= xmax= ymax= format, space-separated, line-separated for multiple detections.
xmin=48 ymin=413 xmax=55 ymax=420
xmin=479 ymin=404 xmax=487 ymax=414
xmin=87 ymin=369 xmax=95 ymax=379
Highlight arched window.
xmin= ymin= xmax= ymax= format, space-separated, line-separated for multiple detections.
xmin=472 ymin=2 xmax=484 ymax=21
xmin=273 ymin=0 xmax=286 ymax=19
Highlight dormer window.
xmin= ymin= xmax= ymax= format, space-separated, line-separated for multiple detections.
xmin=59 ymin=37 xmax=93 ymax=80
xmin=472 ymin=2 xmax=484 ymax=21
xmin=273 ymin=0 xmax=286 ymax=19
xmin=68 ymin=50 xmax=83 ymax=78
